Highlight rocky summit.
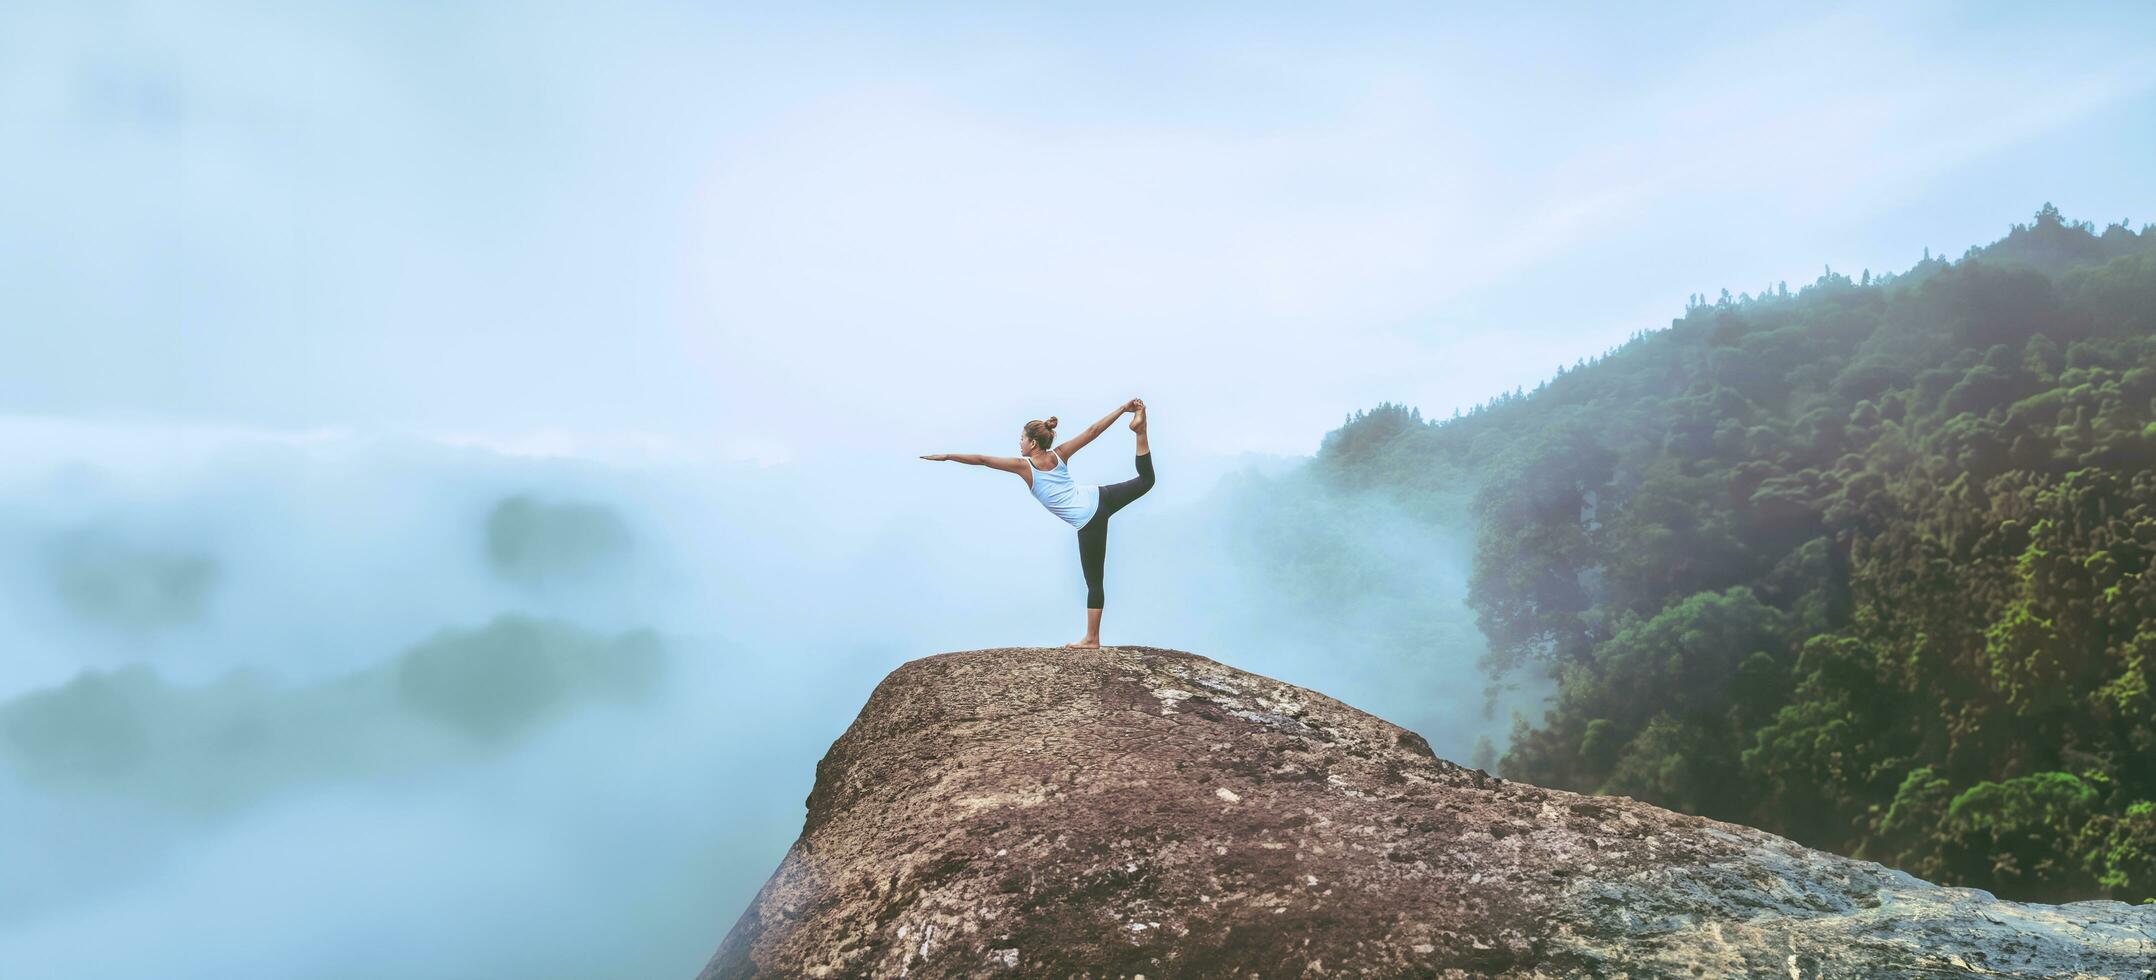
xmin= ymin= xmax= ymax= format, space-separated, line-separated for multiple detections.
xmin=700 ymin=647 xmax=2156 ymax=978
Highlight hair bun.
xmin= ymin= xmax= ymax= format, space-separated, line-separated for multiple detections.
xmin=1045 ymin=416 xmax=1058 ymax=429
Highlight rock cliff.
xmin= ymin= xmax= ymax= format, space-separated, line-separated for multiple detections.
xmin=700 ymin=647 xmax=2156 ymax=978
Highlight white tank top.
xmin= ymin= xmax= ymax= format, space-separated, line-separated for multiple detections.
xmin=1027 ymin=450 xmax=1100 ymax=529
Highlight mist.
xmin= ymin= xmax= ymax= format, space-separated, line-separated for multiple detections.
xmin=0 ymin=423 xmax=1510 ymax=978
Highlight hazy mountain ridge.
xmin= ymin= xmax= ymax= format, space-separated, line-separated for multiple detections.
xmin=1300 ymin=207 xmax=2156 ymax=902
xmin=0 ymin=615 xmax=662 ymax=810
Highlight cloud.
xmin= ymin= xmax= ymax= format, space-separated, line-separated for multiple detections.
xmin=6 ymin=2 xmax=2151 ymax=465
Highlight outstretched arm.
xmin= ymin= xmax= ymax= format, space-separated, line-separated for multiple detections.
xmin=1055 ymin=399 xmax=1139 ymax=460
xmin=920 ymin=453 xmax=1029 ymax=478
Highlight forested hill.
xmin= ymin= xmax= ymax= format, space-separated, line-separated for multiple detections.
xmin=1313 ymin=206 xmax=2156 ymax=903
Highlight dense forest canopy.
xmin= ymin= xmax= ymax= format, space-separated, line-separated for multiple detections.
xmin=1308 ymin=206 xmax=2156 ymax=903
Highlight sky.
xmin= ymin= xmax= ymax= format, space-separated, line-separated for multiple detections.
xmin=3 ymin=0 xmax=2153 ymax=464
xmin=1 ymin=3 xmax=2153 ymax=977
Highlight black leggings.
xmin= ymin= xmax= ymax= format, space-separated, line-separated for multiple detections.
xmin=1078 ymin=453 xmax=1155 ymax=609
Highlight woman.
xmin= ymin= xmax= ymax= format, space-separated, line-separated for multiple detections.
xmin=921 ymin=398 xmax=1153 ymax=649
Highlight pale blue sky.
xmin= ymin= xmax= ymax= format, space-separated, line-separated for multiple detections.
xmin=3 ymin=0 xmax=2153 ymax=462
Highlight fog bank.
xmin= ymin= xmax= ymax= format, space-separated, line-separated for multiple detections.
xmin=0 ymin=422 xmax=1511 ymax=978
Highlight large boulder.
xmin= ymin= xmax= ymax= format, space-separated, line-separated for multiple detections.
xmin=701 ymin=647 xmax=2155 ymax=978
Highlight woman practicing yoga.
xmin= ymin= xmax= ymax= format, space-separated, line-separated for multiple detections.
xmin=921 ymin=399 xmax=1154 ymax=648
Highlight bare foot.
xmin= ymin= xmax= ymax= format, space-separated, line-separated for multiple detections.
xmin=1064 ymin=638 xmax=1102 ymax=649
xmin=1129 ymin=406 xmax=1146 ymax=434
